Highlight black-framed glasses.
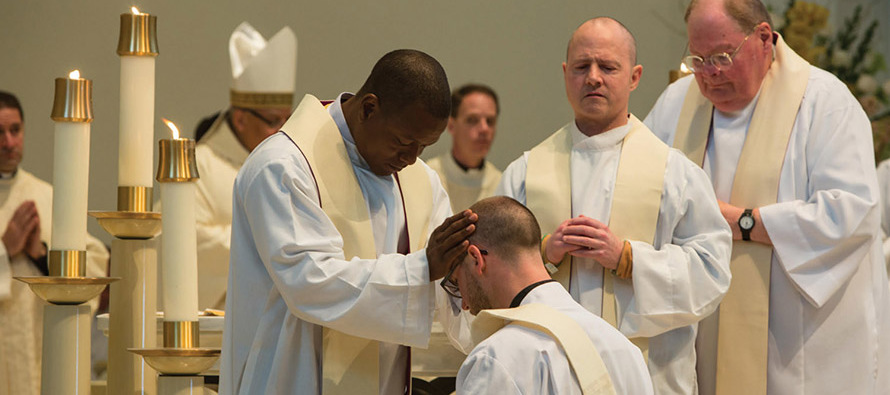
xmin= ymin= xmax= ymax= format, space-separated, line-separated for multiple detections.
xmin=236 ymin=107 xmax=286 ymax=129
xmin=682 ymin=29 xmax=754 ymax=73
xmin=440 ymin=248 xmax=487 ymax=299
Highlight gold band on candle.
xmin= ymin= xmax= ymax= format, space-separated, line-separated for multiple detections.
xmin=157 ymin=139 xmax=199 ymax=183
xmin=117 ymin=13 xmax=159 ymax=56
xmin=163 ymin=321 xmax=199 ymax=348
xmin=230 ymin=90 xmax=294 ymax=109
xmin=669 ymin=69 xmax=693 ymax=84
xmin=117 ymin=186 xmax=154 ymax=212
xmin=48 ymin=250 xmax=87 ymax=277
xmin=51 ymin=78 xmax=93 ymax=122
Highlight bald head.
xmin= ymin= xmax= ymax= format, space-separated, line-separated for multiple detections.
xmin=685 ymin=0 xmax=772 ymax=34
xmin=468 ymin=196 xmax=541 ymax=262
xmin=567 ymin=17 xmax=637 ymax=65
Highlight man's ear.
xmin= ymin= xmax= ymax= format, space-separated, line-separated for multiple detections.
xmin=467 ymin=244 xmax=486 ymax=275
xmin=360 ymin=93 xmax=380 ymax=121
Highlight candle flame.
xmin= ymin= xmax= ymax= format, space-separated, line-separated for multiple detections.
xmin=131 ymin=6 xmax=141 ymax=14
xmin=68 ymin=70 xmax=80 ymax=79
xmin=162 ymin=118 xmax=180 ymax=139
xmin=680 ymin=63 xmax=691 ymax=73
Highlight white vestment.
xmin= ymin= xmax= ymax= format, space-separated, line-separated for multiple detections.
xmin=874 ymin=159 xmax=890 ymax=270
xmin=457 ymin=282 xmax=653 ymax=395
xmin=194 ymin=114 xmax=247 ymax=309
xmin=426 ymin=154 xmax=501 ymax=213
xmin=220 ymin=94 xmax=450 ymax=395
xmin=497 ymin=119 xmax=732 ymax=395
xmin=0 ymin=169 xmax=108 ymax=395
xmin=645 ymin=71 xmax=890 ymax=394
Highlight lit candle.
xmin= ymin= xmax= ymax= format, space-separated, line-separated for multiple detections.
xmin=157 ymin=119 xmax=199 ymax=322
xmin=50 ymin=70 xmax=92 ymax=251
xmin=669 ymin=62 xmax=693 ymax=83
xmin=117 ymin=7 xmax=158 ymax=189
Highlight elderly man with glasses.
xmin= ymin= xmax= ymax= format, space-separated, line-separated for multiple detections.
xmin=443 ymin=196 xmax=653 ymax=395
xmin=644 ymin=0 xmax=890 ymax=394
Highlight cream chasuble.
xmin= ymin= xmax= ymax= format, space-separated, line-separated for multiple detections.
xmin=526 ymin=115 xmax=668 ymax=358
xmin=471 ymin=303 xmax=616 ymax=395
xmin=671 ymin=34 xmax=809 ymax=395
xmin=283 ymin=95 xmax=431 ymax=395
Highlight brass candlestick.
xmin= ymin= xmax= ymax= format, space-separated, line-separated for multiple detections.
xmin=117 ymin=12 xmax=158 ymax=57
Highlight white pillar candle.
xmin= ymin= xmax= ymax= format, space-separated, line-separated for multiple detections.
xmin=51 ymin=122 xmax=90 ymax=251
xmin=160 ymin=179 xmax=198 ymax=322
xmin=118 ymin=55 xmax=155 ymax=187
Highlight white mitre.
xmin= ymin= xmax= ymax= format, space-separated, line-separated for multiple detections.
xmin=229 ymin=21 xmax=297 ymax=109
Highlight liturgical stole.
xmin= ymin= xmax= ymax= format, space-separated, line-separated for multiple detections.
xmin=471 ymin=303 xmax=616 ymax=395
xmin=526 ymin=115 xmax=669 ymax=360
xmin=671 ymin=34 xmax=809 ymax=395
xmin=283 ymin=94 xmax=433 ymax=395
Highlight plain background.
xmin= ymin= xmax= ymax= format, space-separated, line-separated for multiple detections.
xmin=1 ymin=0 xmax=887 ymax=244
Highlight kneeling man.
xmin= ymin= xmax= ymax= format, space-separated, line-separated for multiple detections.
xmin=448 ymin=196 xmax=653 ymax=394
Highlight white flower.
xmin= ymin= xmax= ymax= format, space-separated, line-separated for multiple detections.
xmin=883 ymin=80 xmax=890 ymax=96
xmin=857 ymin=74 xmax=879 ymax=95
xmin=832 ymin=50 xmax=851 ymax=68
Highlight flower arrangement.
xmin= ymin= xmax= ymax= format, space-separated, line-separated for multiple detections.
xmin=776 ymin=1 xmax=890 ymax=161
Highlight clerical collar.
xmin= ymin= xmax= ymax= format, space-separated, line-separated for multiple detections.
xmin=0 ymin=169 xmax=18 ymax=180
xmin=327 ymin=92 xmax=373 ymax=171
xmin=510 ymin=279 xmax=556 ymax=308
xmin=451 ymin=153 xmax=485 ymax=172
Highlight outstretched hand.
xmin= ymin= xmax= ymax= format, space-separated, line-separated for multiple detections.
xmin=427 ymin=210 xmax=477 ymax=281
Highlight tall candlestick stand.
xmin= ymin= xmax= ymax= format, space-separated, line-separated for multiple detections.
xmin=89 ymin=9 xmax=163 ymax=394
xmin=15 ymin=71 xmax=118 ymax=395
xmin=131 ymin=131 xmax=219 ymax=394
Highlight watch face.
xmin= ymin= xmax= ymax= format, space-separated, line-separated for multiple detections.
xmin=740 ymin=216 xmax=754 ymax=230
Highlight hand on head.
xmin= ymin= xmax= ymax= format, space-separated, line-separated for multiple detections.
xmin=427 ymin=209 xmax=477 ymax=281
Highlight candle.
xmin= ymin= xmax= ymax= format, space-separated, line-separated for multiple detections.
xmin=50 ymin=70 xmax=92 ymax=251
xmin=669 ymin=63 xmax=693 ymax=83
xmin=157 ymin=119 xmax=199 ymax=322
xmin=117 ymin=7 xmax=158 ymax=188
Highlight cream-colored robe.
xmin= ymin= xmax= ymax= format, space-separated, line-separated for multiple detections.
xmin=426 ymin=154 xmax=501 ymax=213
xmin=193 ymin=114 xmax=247 ymax=310
xmin=645 ymin=66 xmax=890 ymax=394
xmin=0 ymin=169 xmax=108 ymax=395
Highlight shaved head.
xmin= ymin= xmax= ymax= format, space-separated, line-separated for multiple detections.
xmin=567 ymin=17 xmax=637 ymax=65
xmin=468 ymin=196 xmax=541 ymax=262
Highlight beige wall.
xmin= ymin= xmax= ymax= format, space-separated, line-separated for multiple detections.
xmin=0 ymin=1 xmax=692 ymax=244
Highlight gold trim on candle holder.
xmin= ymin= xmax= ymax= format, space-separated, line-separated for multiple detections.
xmin=51 ymin=78 xmax=93 ymax=122
xmin=117 ymin=13 xmax=158 ymax=56
xmin=230 ymin=90 xmax=294 ymax=109
xmin=163 ymin=321 xmax=199 ymax=348
xmin=49 ymin=250 xmax=87 ymax=277
xmin=117 ymin=186 xmax=153 ymax=212
xmin=157 ymin=139 xmax=199 ymax=182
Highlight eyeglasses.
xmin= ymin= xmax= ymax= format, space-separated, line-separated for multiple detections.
xmin=682 ymin=30 xmax=754 ymax=73
xmin=439 ymin=248 xmax=487 ymax=299
xmin=237 ymin=107 xmax=287 ymax=129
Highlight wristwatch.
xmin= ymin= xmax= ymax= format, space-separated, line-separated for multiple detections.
xmin=738 ymin=208 xmax=755 ymax=241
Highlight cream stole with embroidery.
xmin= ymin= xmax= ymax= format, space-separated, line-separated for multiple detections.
xmin=283 ymin=94 xmax=432 ymax=395
xmin=526 ymin=115 xmax=669 ymax=360
xmin=671 ymin=34 xmax=809 ymax=395
xmin=471 ymin=303 xmax=616 ymax=395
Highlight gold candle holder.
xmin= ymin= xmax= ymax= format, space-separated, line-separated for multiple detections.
xmin=117 ymin=185 xmax=154 ymax=212
xmin=156 ymin=139 xmax=199 ymax=182
xmin=49 ymin=250 xmax=87 ymax=277
xmin=51 ymin=76 xmax=92 ymax=122
xmin=163 ymin=321 xmax=199 ymax=348
xmin=669 ymin=64 xmax=693 ymax=84
xmin=117 ymin=12 xmax=158 ymax=57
